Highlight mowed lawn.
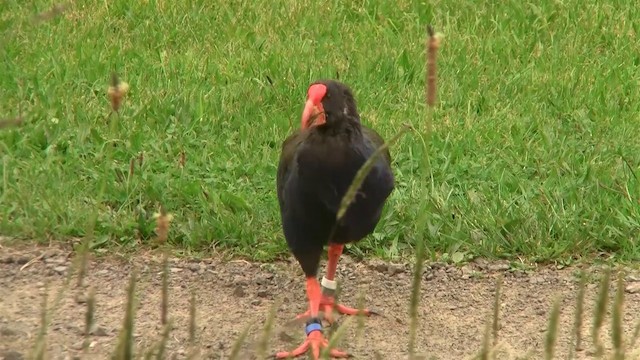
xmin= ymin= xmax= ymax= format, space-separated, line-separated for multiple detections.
xmin=1 ymin=1 xmax=639 ymax=263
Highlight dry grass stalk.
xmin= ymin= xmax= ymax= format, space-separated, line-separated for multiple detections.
xmin=189 ymin=289 xmax=197 ymax=344
xmin=611 ymin=270 xmax=625 ymax=359
xmin=76 ymin=246 xmax=89 ymax=288
xmin=492 ymin=276 xmax=503 ymax=346
xmin=129 ymin=157 xmax=136 ymax=179
xmin=112 ymin=270 xmax=138 ymax=360
xmin=476 ymin=276 xmax=502 ymax=360
xmin=154 ymin=207 xmax=174 ymax=245
xmin=30 ymin=259 xmax=79 ymax=357
xmin=408 ymin=237 xmax=426 ymax=357
xmin=407 ymin=24 xmax=443 ymax=359
xmin=333 ymin=281 xmax=343 ymax=312
xmin=256 ymin=299 xmax=281 ymax=359
xmin=155 ymin=320 xmax=173 ymax=360
xmin=426 ymin=25 xmax=441 ymax=108
xmin=107 ymin=72 xmax=130 ymax=113
xmin=0 ymin=116 xmax=24 ymax=129
xmin=185 ymin=348 xmax=200 ymax=360
xmin=79 ymin=73 xmax=130 ymax=288
xmin=323 ymin=316 xmax=354 ymax=359
xmin=629 ymin=317 xmax=640 ymax=352
xmin=323 ymin=283 xmax=345 ymax=338
xmin=592 ymin=268 xmax=611 ymax=358
xmin=478 ymin=314 xmax=493 ymax=360
xmin=421 ymin=24 xmax=443 ymax=153
xmin=569 ymin=271 xmax=587 ymax=359
xmin=143 ymin=346 xmax=156 ymax=360
xmin=31 ymin=282 xmax=49 ymax=360
xmin=228 ymin=323 xmax=252 ymax=360
xmin=83 ymin=287 xmax=96 ymax=352
xmin=355 ymin=291 xmax=367 ymax=349
xmin=544 ymin=297 xmax=561 ymax=360
xmin=179 ymin=150 xmax=186 ymax=169
xmin=161 ymin=253 xmax=169 ymax=325
xmin=32 ymin=3 xmax=69 ymax=24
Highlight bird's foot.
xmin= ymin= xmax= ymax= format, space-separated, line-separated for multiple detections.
xmin=295 ymin=294 xmax=378 ymax=325
xmin=273 ymin=319 xmax=351 ymax=359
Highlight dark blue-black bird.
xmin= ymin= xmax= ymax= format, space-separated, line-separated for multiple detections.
xmin=274 ymin=80 xmax=395 ymax=359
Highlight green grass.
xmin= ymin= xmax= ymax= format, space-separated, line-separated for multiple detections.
xmin=1 ymin=0 xmax=639 ymax=262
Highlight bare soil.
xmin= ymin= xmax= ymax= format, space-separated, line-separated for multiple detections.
xmin=1 ymin=242 xmax=640 ymax=360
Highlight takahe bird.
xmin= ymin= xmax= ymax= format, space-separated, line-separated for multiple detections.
xmin=274 ymin=80 xmax=394 ymax=359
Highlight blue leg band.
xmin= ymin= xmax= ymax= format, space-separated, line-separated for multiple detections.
xmin=305 ymin=322 xmax=323 ymax=336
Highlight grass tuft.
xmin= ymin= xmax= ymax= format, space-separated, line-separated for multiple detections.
xmin=3 ymin=0 xmax=639 ymax=263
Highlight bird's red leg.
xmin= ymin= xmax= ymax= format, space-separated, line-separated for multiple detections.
xmin=320 ymin=244 xmax=377 ymax=324
xmin=274 ymin=277 xmax=350 ymax=359
xmin=293 ymin=244 xmax=376 ymax=325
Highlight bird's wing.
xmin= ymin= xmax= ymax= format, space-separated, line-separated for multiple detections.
xmin=360 ymin=125 xmax=395 ymax=202
xmin=276 ymin=129 xmax=306 ymax=209
xmin=362 ymin=126 xmax=392 ymax=165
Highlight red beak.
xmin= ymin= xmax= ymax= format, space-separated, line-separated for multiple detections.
xmin=300 ymin=84 xmax=327 ymax=129
xmin=301 ymin=100 xmax=325 ymax=129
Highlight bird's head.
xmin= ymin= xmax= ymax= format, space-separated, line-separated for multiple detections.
xmin=300 ymin=80 xmax=359 ymax=130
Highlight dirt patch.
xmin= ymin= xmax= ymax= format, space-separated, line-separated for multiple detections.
xmin=1 ymin=243 xmax=640 ymax=360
